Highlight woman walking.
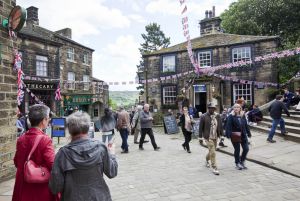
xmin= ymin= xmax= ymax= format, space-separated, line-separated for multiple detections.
xmin=12 ymin=104 xmax=57 ymax=201
xmin=49 ymin=111 xmax=118 ymax=201
xmin=179 ymin=106 xmax=194 ymax=153
xmin=100 ymin=108 xmax=116 ymax=144
xmin=226 ymin=104 xmax=252 ymax=170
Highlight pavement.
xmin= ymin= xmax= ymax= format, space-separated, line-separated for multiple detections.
xmin=1 ymin=127 xmax=300 ymax=201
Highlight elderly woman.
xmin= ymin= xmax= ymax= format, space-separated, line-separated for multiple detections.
xmin=12 ymin=104 xmax=56 ymax=201
xmin=49 ymin=111 xmax=118 ymax=201
xmin=226 ymin=104 xmax=251 ymax=170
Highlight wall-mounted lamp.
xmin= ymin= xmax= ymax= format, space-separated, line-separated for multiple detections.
xmin=211 ymin=84 xmax=215 ymax=93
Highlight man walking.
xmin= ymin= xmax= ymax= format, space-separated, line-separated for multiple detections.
xmin=199 ymin=103 xmax=223 ymax=175
xmin=139 ymin=104 xmax=160 ymax=151
xmin=117 ymin=106 xmax=131 ymax=153
xmin=267 ymin=95 xmax=290 ymax=143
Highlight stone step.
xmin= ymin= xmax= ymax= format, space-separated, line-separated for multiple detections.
xmin=263 ymin=116 xmax=300 ymax=127
xmin=288 ymin=110 xmax=300 ymax=115
xmin=249 ymin=124 xmax=300 ymax=143
xmin=258 ymin=120 xmax=300 ymax=134
xmin=282 ymin=114 xmax=300 ymax=121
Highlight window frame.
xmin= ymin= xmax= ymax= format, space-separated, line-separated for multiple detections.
xmin=67 ymin=72 xmax=75 ymax=90
xmin=197 ymin=50 xmax=212 ymax=68
xmin=161 ymin=55 xmax=176 ymax=74
xmin=232 ymin=46 xmax=251 ymax=63
xmin=161 ymin=84 xmax=177 ymax=105
xmin=83 ymin=52 xmax=89 ymax=65
xmin=83 ymin=75 xmax=90 ymax=91
xmin=35 ymin=55 xmax=48 ymax=77
xmin=232 ymin=83 xmax=253 ymax=105
xmin=67 ymin=47 xmax=75 ymax=61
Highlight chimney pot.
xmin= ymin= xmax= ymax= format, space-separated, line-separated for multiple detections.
xmin=26 ymin=6 xmax=39 ymax=25
xmin=205 ymin=10 xmax=208 ymax=18
xmin=208 ymin=10 xmax=212 ymax=18
xmin=212 ymin=6 xmax=215 ymax=17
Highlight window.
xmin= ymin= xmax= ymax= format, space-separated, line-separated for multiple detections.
xmin=83 ymin=52 xmax=89 ymax=64
xmin=67 ymin=47 xmax=75 ymax=61
xmin=162 ymin=55 xmax=176 ymax=73
xmin=94 ymin=109 xmax=99 ymax=117
xmin=67 ymin=72 xmax=75 ymax=90
xmin=198 ymin=51 xmax=211 ymax=68
xmin=233 ymin=83 xmax=252 ymax=104
xmin=232 ymin=47 xmax=251 ymax=62
xmin=162 ymin=85 xmax=177 ymax=104
xmin=36 ymin=55 xmax=48 ymax=77
xmin=83 ymin=75 xmax=90 ymax=90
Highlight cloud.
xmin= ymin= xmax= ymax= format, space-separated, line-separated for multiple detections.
xmin=19 ymin=0 xmax=131 ymax=40
xmin=146 ymin=0 xmax=180 ymax=16
xmin=128 ymin=14 xmax=146 ymax=23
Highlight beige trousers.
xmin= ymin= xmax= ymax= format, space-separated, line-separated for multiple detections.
xmin=205 ymin=139 xmax=217 ymax=168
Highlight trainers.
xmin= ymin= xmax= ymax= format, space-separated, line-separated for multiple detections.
xmin=267 ymin=139 xmax=276 ymax=143
xmin=187 ymin=150 xmax=191 ymax=153
xmin=240 ymin=162 xmax=248 ymax=170
xmin=212 ymin=168 xmax=220 ymax=175
xmin=154 ymin=147 xmax=160 ymax=151
xmin=218 ymin=141 xmax=227 ymax=147
xmin=235 ymin=163 xmax=243 ymax=170
xmin=252 ymin=122 xmax=257 ymax=126
xmin=206 ymin=161 xmax=210 ymax=168
xmin=139 ymin=147 xmax=144 ymax=150
xmin=121 ymin=150 xmax=129 ymax=154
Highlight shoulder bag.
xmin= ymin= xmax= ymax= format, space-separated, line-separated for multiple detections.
xmin=231 ymin=117 xmax=242 ymax=143
xmin=24 ymin=135 xmax=50 ymax=183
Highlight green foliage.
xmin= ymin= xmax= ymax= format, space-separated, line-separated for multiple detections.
xmin=109 ymin=91 xmax=139 ymax=109
xmin=221 ymin=0 xmax=300 ymax=83
xmin=152 ymin=111 xmax=164 ymax=125
xmin=108 ymin=98 xmax=117 ymax=110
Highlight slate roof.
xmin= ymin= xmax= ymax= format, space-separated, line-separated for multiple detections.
xmin=143 ymin=33 xmax=279 ymax=56
xmin=19 ymin=25 xmax=94 ymax=51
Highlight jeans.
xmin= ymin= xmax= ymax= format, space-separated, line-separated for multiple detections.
xmin=182 ymin=130 xmax=192 ymax=151
xmin=102 ymin=134 xmax=114 ymax=144
xmin=119 ymin=128 xmax=129 ymax=151
xmin=206 ymin=139 xmax=217 ymax=168
xmin=232 ymin=140 xmax=249 ymax=164
xmin=268 ymin=118 xmax=286 ymax=140
xmin=139 ymin=128 xmax=158 ymax=149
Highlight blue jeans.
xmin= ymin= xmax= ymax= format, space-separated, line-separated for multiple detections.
xmin=119 ymin=128 xmax=129 ymax=151
xmin=102 ymin=134 xmax=114 ymax=144
xmin=232 ymin=140 xmax=249 ymax=164
xmin=268 ymin=118 xmax=286 ymax=140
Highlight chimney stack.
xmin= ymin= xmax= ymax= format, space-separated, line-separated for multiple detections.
xmin=208 ymin=10 xmax=212 ymax=18
xmin=205 ymin=10 xmax=208 ymax=18
xmin=199 ymin=6 xmax=222 ymax=36
xmin=26 ymin=6 xmax=39 ymax=26
xmin=55 ymin=28 xmax=72 ymax=39
xmin=212 ymin=6 xmax=215 ymax=17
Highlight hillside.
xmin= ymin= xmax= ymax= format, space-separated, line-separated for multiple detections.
xmin=109 ymin=91 xmax=139 ymax=108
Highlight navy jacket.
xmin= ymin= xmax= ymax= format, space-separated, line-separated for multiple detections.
xmin=268 ymin=100 xmax=290 ymax=119
xmin=225 ymin=114 xmax=251 ymax=140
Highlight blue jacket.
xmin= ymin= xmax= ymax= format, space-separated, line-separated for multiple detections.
xmin=225 ymin=114 xmax=251 ymax=141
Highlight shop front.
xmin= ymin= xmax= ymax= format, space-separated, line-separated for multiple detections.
xmin=21 ymin=81 xmax=58 ymax=114
xmin=63 ymin=94 xmax=92 ymax=116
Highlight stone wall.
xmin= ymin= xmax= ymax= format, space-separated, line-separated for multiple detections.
xmin=0 ymin=0 xmax=18 ymax=182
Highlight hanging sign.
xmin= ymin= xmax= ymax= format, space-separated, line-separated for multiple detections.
xmin=8 ymin=6 xmax=26 ymax=32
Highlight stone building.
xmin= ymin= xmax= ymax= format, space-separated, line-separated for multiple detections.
xmin=0 ymin=0 xmax=18 ymax=182
xmin=141 ymin=9 xmax=279 ymax=115
xmin=18 ymin=6 xmax=108 ymax=118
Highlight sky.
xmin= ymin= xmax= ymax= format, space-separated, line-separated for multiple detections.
xmin=17 ymin=0 xmax=235 ymax=91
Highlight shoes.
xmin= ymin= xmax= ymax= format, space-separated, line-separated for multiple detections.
xmin=206 ymin=161 xmax=210 ymax=168
xmin=235 ymin=163 xmax=243 ymax=170
xmin=121 ymin=150 xmax=129 ymax=154
xmin=134 ymin=141 xmax=139 ymax=144
xmin=240 ymin=162 xmax=248 ymax=170
xmin=154 ymin=147 xmax=160 ymax=151
xmin=139 ymin=147 xmax=144 ymax=150
xmin=281 ymin=131 xmax=288 ymax=135
xmin=267 ymin=139 xmax=276 ymax=143
xmin=144 ymin=140 xmax=149 ymax=143
xmin=182 ymin=144 xmax=186 ymax=150
xmin=187 ymin=150 xmax=191 ymax=153
xmin=218 ymin=142 xmax=227 ymax=147
xmin=212 ymin=168 xmax=220 ymax=175
xmin=252 ymin=122 xmax=257 ymax=126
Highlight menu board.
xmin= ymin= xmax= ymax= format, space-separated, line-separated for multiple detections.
xmin=163 ymin=116 xmax=179 ymax=134
xmin=51 ymin=118 xmax=66 ymax=137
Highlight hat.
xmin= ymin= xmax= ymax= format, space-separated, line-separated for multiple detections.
xmin=207 ymin=102 xmax=216 ymax=108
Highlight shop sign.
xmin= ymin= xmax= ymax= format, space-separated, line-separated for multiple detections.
xmin=64 ymin=95 xmax=92 ymax=105
xmin=26 ymin=83 xmax=55 ymax=90
xmin=194 ymin=84 xmax=206 ymax=92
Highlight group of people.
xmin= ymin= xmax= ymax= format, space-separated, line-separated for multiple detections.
xmin=13 ymin=104 xmax=118 ymax=201
xmin=100 ymin=103 xmax=160 ymax=154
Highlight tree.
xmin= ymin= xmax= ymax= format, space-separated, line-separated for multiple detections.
xmin=136 ymin=23 xmax=171 ymax=95
xmin=221 ymin=0 xmax=300 ymax=83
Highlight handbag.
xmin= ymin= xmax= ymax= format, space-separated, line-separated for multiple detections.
xmin=231 ymin=132 xmax=242 ymax=143
xmin=24 ymin=135 xmax=50 ymax=183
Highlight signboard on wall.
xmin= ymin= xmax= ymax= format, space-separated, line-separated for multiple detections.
xmin=194 ymin=85 xmax=206 ymax=92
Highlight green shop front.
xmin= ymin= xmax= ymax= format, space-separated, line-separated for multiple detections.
xmin=63 ymin=94 xmax=92 ymax=116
